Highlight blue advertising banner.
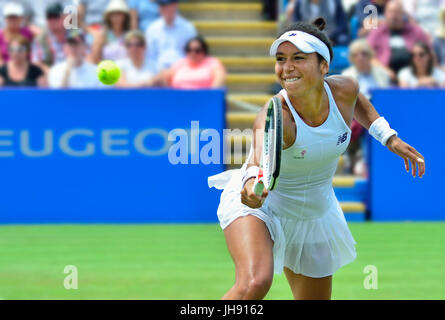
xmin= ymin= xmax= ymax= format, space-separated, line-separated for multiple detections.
xmin=0 ymin=89 xmax=226 ymax=223
xmin=370 ymin=89 xmax=443 ymax=221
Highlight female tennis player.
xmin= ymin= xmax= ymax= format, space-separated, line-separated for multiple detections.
xmin=208 ymin=17 xmax=425 ymax=300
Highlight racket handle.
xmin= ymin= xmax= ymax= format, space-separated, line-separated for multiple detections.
xmin=252 ymin=168 xmax=264 ymax=196
xmin=253 ymin=180 xmax=264 ymax=196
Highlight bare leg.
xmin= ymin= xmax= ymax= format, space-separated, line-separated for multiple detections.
xmin=284 ymin=267 xmax=332 ymax=300
xmin=221 ymin=215 xmax=274 ymax=300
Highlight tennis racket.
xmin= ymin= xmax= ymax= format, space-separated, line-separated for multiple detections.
xmin=253 ymin=97 xmax=283 ymax=196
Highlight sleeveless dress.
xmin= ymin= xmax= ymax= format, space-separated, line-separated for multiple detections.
xmin=208 ymin=81 xmax=357 ymax=278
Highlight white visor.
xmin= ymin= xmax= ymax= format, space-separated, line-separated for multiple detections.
xmin=269 ymin=30 xmax=331 ymax=66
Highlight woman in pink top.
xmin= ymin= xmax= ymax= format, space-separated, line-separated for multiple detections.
xmin=163 ymin=36 xmax=226 ymax=89
xmin=0 ymin=3 xmax=33 ymax=66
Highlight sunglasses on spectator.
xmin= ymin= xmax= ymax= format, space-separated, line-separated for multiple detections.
xmin=352 ymin=51 xmax=370 ymax=57
xmin=413 ymin=52 xmax=427 ymax=58
xmin=187 ymin=47 xmax=204 ymax=54
xmin=126 ymin=42 xmax=145 ymax=48
xmin=8 ymin=46 xmax=27 ymax=53
xmin=47 ymin=14 xmax=62 ymax=20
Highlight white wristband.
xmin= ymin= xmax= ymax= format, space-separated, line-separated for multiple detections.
xmin=369 ymin=117 xmax=398 ymax=146
xmin=242 ymin=166 xmax=260 ymax=188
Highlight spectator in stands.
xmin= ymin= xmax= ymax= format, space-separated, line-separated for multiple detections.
xmin=262 ymin=0 xmax=278 ymax=21
xmin=90 ymin=0 xmax=130 ymax=64
xmin=32 ymin=3 xmax=67 ymax=74
xmin=0 ymin=35 xmax=46 ymax=87
xmin=77 ymin=0 xmax=110 ymax=32
xmin=0 ymin=1 xmax=42 ymax=36
xmin=398 ymin=42 xmax=445 ymax=87
xmin=48 ymin=29 xmax=102 ymax=88
xmin=354 ymin=0 xmax=388 ymax=37
xmin=16 ymin=0 xmax=76 ymax=30
xmin=128 ymin=0 xmax=160 ymax=32
xmin=342 ymin=38 xmax=390 ymax=177
xmin=287 ymin=0 xmax=349 ymax=45
xmin=162 ymin=36 xmax=226 ymax=89
xmin=434 ymin=5 xmax=445 ymax=71
xmin=342 ymin=38 xmax=390 ymax=99
xmin=116 ymin=30 xmax=162 ymax=88
xmin=402 ymin=0 xmax=445 ymax=40
xmin=0 ymin=3 xmax=33 ymax=66
xmin=146 ymin=0 xmax=197 ymax=73
xmin=367 ymin=0 xmax=430 ymax=82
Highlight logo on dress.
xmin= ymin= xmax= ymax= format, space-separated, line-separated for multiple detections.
xmin=336 ymin=132 xmax=348 ymax=146
xmin=294 ymin=149 xmax=307 ymax=159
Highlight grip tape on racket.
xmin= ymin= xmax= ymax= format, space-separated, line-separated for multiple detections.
xmin=253 ymin=180 xmax=264 ymax=196
xmin=252 ymin=168 xmax=264 ymax=196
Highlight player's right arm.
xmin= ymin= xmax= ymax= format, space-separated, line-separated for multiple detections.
xmin=240 ymin=102 xmax=269 ymax=209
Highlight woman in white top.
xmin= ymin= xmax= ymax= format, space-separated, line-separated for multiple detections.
xmin=398 ymin=42 xmax=445 ymax=88
xmin=342 ymin=38 xmax=391 ymax=100
xmin=90 ymin=0 xmax=131 ymax=64
xmin=209 ymin=18 xmax=425 ymax=300
xmin=116 ymin=30 xmax=162 ymax=88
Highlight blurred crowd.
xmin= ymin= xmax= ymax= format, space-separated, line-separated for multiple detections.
xmin=0 ymin=0 xmax=227 ymax=89
xmin=0 ymin=0 xmax=444 ymax=177
xmin=284 ymin=0 xmax=445 ymax=90
xmin=284 ymin=0 xmax=445 ymax=177
xmin=1 ymin=0 xmax=444 ymax=91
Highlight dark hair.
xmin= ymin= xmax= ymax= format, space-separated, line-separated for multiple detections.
xmin=411 ymin=42 xmax=433 ymax=76
xmin=185 ymin=36 xmax=209 ymax=56
xmin=105 ymin=11 xmax=131 ymax=33
xmin=278 ymin=17 xmax=334 ymax=65
xmin=8 ymin=34 xmax=31 ymax=52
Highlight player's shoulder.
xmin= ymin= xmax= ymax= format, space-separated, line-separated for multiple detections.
xmin=325 ymin=75 xmax=360 ymax=102
xmin=325 ymin=75 xmax=359 ymax=94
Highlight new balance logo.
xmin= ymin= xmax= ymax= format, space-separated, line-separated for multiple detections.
xmin=336 ymin=132 xmax=348 ymax=146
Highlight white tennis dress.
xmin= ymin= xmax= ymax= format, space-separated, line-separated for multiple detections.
xmin=208 ymin=81 xmax=357 ymax=278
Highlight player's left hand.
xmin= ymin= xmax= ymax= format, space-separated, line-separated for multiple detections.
xmin=386 ymin=135 xmax=425 ymax=178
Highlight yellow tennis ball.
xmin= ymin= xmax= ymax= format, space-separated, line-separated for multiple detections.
xmin=97 ymin=60 xmax=121 ymax=85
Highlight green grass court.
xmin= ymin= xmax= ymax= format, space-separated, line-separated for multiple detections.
xmin=1 ymin=223 xmax=444 ymax=300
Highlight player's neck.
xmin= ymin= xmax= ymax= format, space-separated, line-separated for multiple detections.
xmin=287 ymin=82 xmax=327 ymax=122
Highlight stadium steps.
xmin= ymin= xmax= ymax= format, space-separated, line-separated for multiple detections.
xmin=335 ymin=179 xmax=368 ymax=221
xmin=227 ymin=93 xmax=272 ymax=110
xmin=220 ymin=56 xmax=275 ymax=73
xmin=341 ymin=201 xmax=366 ymax=221
xmin=180 ymin=3 xmax=263 ymax=21
xmin=206 ymin=37 xmax=274 ymax=56
xmin=193 ymin=21 xmax=277 ymax=37
xmin=227 ymin=74 xmax=276 ymax=93
xmin=226 ymin=111 xmax=256 ymax=129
